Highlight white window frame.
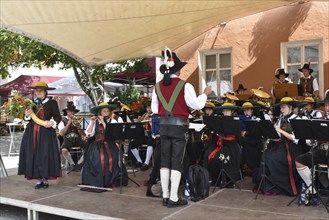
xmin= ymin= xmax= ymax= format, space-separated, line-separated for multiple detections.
xmin=280 ymin=39 xmax=323 ymax=95
xmin=198 ymin=48 xmax=233 ymax=97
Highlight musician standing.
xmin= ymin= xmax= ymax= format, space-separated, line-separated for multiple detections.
xmin=18 ymin=82 xmax=62 ymax=189
xmin=295 ymin=91 xmax=329 ymax=206
xmin=58 ymin=102 xmax=86 ymax=171
xmin=297 ymin=63 xmax=319 ymax=99
xmin=151 ymin=48 xmax=212 ymax=207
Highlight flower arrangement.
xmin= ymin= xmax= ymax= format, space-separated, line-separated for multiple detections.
xmin=131 ymin=96 xmax=151 ymax=114
xmin=1 ymin=92 xmax=35 ymax=118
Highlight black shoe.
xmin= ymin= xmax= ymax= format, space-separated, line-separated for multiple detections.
xmin=167 ymin=198 xmax=188 ymax=208
xmin=35 ymin=182 xmax=44 ymax=189
xmin=140 ymin=163 xmax=149 ymax=171
xmin=43 ymin=181 xmax=49 ymax=188
xmin=135 ymin=162 xmax=143 ymax=168
xmin=162 ymin=198 xmax=169 ymax=207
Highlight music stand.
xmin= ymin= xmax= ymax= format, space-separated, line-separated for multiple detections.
xmin=203 ymin=116 xmax=241 ymax=192
xmin=244 ymin=119 xmax=282 ymax=199
xmin=287 ymin=119 xmax=329 ymax=212
xmin=273 ymin=83 xmax=298 ymax=99
xmin=106 ymin=122 xmax=144 ymax=194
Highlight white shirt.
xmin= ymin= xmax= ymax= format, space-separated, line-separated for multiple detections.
xmin=275 ymin=113 xmax=299 ymax=144
xmin=151 ymin=75 xmax=207 ymax=114
xmin=297 ymin=76 xmax=319 ymax=92
xmin=58 ymin=116 xmax=68 ymax=133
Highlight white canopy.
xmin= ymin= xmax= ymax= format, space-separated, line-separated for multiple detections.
xmin=0 ymin=0 xmax=301 ymax=66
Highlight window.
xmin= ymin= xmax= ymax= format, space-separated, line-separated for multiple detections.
xmin=199 ymin=49 xmax=232 ymax=99
xmin=281 ymin=39 xmax=323 ymax=93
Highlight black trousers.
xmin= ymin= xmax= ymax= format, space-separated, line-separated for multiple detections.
xmin=160 ymin=124 xmax=188 ymax=172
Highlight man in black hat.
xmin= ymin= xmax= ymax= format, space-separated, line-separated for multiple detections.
xmin=235 ymin=84 xmax=247 ymax=95
xmin=58 ymin=102 xmax=86 ymax=170
xmin=151 ymin=48 xmax=212 ymax=208
xmin=297 ymin=63 xmax=319 ymax=99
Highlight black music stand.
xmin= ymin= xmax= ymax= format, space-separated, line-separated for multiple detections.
xmin=287 ymin=119 xmax=329 ymax=212
xmin=106 ymin=122 xmax=144 ymax=194
xmin=244 ymin=119 xmax=281 ymax=199
xmin=203 ymin=116 xmax=241 ymax=192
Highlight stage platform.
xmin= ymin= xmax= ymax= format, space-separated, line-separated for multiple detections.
xmin=0 ymin=170 xmax=328 ymax=220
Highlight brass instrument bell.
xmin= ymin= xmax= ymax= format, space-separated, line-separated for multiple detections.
xmin=250 ymin=89 xmax=271 ymax=107
xmin=224 ymin=93 xmax=239 ymax=103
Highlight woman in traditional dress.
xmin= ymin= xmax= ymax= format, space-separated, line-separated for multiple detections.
xmin=203 ymin=102 xmax=242 ymax=186
xmin=18 ymin=81 xmax=62 ymax=189
xmin=256 ymin=97 xmax=303 ymax=196
xmin=82 ymin=102 xmax=127 ymax=188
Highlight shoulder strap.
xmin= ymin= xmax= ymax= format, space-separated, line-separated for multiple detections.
xmin=156 ymin=80 xmax=185 ymax=113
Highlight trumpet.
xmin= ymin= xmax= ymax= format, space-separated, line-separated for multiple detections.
xmin=70 ymin=116 xmax=82 ymax=127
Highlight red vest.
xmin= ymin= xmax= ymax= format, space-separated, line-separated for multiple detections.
xmin=156 ymin=78 xmax=189 ymax=119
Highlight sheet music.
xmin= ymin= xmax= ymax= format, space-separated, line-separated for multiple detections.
xmin=189 ymin=123 xmax=206 ymax=132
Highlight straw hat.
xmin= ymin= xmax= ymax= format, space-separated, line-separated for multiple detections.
xmin=90 ymin=102 xmax=113 ymax=115
xmin=27 ymin=81 xmax=56 ymax=90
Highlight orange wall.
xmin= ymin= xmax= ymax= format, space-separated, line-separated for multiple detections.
xmin=190 ymin=1 xmax=329 ymax=98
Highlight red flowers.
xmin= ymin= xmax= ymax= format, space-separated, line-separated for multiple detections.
xmin=1 ymin=94 xmax=36 ymax=117
xmin=131 ymin=96 xmax=151 ymax=112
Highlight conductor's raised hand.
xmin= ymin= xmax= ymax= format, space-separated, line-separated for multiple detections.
xmin=204 ymin=86 xmax=212 ymax=96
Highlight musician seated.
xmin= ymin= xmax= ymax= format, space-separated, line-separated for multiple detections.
xmin=255 ymin=97 xmax=303 ymax=196
xmin=130 ymin=103 xmax=155 ymax=171
xmin=203 ymin=102 xmax=242 ymax=186
xmin=239 ymin=102 xmax=262 ymax=175
xmin=58 ymin=102 xmax=86 ymax=171
xmin=203 ymin=102 xmax=215 ymax=116
xmin=82 ymin=102 xmax=127 ymax=188
xmin=301 ymin=97 xmax=323 ymax=119
xmin=295 ymin=92 xmax=329 ymax=206
xmin=235 ymin=84 xmax=247 ymax=95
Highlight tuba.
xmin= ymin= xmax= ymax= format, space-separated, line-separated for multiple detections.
xmin=224 ymin=92 xmax=239 ymax=103
xmin=250 ymin=89 xmax=271 ymax=107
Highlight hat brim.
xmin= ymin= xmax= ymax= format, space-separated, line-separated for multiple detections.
xmin=302 ymin=102 xmax=321 ymax=109
xmin=215 ymin=106 xmax=238 ymax=111
xmin=63 ymin=109 xmax=80 ymax=113
xmin=275 ymin=73 xmax=289 ymax=79
xmin=27 ymin=86 xmax=56 ymax=90
xmin=90 ymin=105 xmax=113 ymax=115
xmin=159 ymin=62 xmax=187 ymax=75
xmin=273 ymin=101 xmax=297 ymax=108
xmin=298 ymin=68 xmax=313 ymax=74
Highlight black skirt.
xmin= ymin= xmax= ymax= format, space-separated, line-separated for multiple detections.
xmin=256 ymin=139 xmax=303 ymax=196
xmin=204 ymin=140 xmax=242 ymax=183
xmin=81 ymin=140 xmax=127 ymax=187
xmin=18 ymin=124 xmax=61 ymax=180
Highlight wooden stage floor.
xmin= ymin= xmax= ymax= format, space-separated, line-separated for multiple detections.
xmin=0 ymin=170 xmax=328 ymax=219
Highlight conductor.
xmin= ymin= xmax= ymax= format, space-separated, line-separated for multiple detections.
xmin=151 ymin=48 xmax=212 ymax=208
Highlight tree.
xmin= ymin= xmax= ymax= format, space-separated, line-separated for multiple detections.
xmin=0 ymin=29 xmax=149 ymax=105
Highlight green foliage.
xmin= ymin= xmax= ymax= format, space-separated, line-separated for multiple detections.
xmin=0 ymin=29 xmax=149 ymax=105
xmin=111 ymin=79 xmax=140 ymax=107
